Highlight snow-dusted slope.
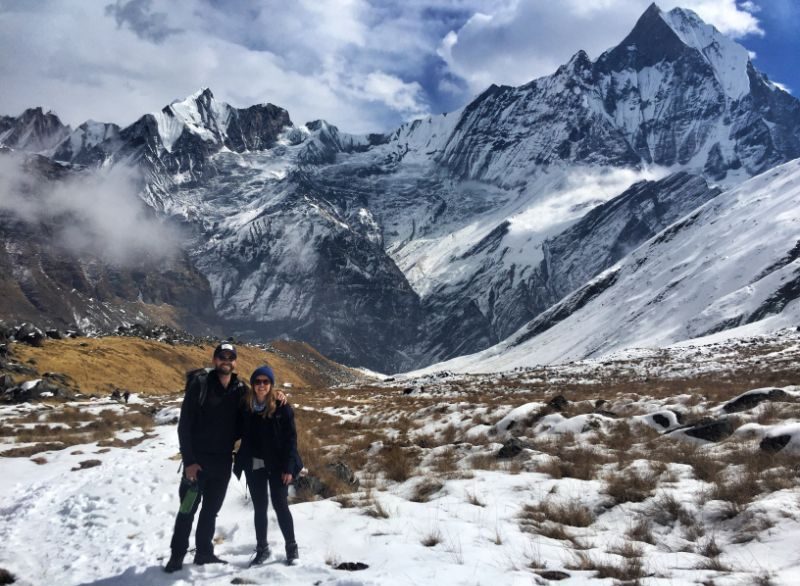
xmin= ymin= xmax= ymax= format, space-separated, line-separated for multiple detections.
xmin=419 ymin=157 xmax=800 ymax=374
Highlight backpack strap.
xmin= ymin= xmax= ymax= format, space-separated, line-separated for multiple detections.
xmin=186 ymin=367 xmax=214 ymax=408
xmin=197 ymin=367 xmax=214 ymax=407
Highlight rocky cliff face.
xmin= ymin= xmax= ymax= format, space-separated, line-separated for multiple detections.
xmin=1 ymin=5 xmax=799 ymax=371
xmin=0 ymin=152 xmax=217 ymax=335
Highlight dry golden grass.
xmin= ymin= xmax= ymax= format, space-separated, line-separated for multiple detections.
xmin=604 ymin=466 xmax=660 ymax=504
xmin=362 ymin=489 xmax=391 ymax=518
xmin=566 ymin=551 xmax=647 ymax=582
xmin=376 ymin=443 xmax=419 ymax=483
xmin=420 ymin=529 xmax=443 ymax=547
xmin=648 ymin=492 xmax=694 ymax=528
xmin=430 ymin=446 xmax=462 ymax=478
xmin=607 ymin=540 xmax=645 ymax=559
xmin=647 ymin=442 xmax=724 ymax=483
xmin=468 ymin=452 xmax=501 ymax=471
xmin=11 ymin=337 xmax=360 ymax=395
xmin=0 ymin=442 xmax=68 ymax=457
xmin=706 ymin=470 xmax=762 ymax=508
xmin=535 ymin=444 xmax=609 ymax=480
xmin=409 ymin=477 xmax=445 ymax=503
xmin=519 ymin=499 xmax=596 ymax=531
xmin=626 ymin=517 xmax=656 ymax=545
xmin=465 ymin=489 xmax=485 ymax=507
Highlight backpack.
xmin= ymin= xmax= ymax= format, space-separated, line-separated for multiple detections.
xmin=186 ymin=367 xmax=214 ymax=407
xmin=186 ymin=367 xmax=245 ymax=407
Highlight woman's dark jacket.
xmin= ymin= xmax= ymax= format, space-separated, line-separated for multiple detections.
xmin=233 ymin=403 xmax=303 ymax=479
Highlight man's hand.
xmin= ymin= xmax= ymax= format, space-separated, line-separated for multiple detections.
xmin=281 ymin=473 xmax=293 ymax=485
xmin=185 ymin=463 xmax=202 ymax=482
xmin=275 ymin=390 xmax=287 ymax=406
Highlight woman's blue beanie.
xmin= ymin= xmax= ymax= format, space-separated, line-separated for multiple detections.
xmin=250 ymin=365 xmax=275 ymax=386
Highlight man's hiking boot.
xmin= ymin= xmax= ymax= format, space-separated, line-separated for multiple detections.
xmin=249 ymin=544 xmax=271 ymax=567
xmin=193 ymin=552 xmax=228 ymax=565
xmin=285 ymin=542 xmax=299 ymax=565
xmin=163 ymin=552 xmax=184 ymax=573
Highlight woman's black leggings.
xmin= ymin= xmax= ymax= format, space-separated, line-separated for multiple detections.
xmin=244 ymin=466 xmax=295 ymax=547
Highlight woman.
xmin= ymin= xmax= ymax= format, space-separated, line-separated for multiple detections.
xmin=234 ymin=365 xmax=302 ymax=566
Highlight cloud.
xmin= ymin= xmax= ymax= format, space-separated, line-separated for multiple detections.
xmin=0 ymin=154 xmax=180 ymax=264
xmin=0 ymin=0 xmax=444 ymax=133
xmin=104 ymin=0 xmax=182 ymax=43
xmin=439 ymin=0 xmax=763 ymax=95
xmin=772 ymin=80 xmax=791 ymax=94
xmin=0 ymin=0 xmax=767 ymax=135
xmin=358 ymin=72 xmax=428 ymax=117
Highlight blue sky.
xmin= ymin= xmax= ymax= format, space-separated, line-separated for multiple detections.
xmin=739 ymin=0 xmax=800 ymax=93
xmin=0 ymin=0 xmax=796 ymax=134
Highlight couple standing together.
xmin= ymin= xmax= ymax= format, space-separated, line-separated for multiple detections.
xmin=164 ymin=343 xmax=302 ymax=573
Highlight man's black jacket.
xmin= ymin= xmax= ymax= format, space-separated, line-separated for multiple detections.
xmin=178 ymin=370 xmax=246 ymax=473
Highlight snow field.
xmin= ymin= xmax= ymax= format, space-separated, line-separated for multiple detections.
xmin=4 ymin=334 xmax=800 ymax=586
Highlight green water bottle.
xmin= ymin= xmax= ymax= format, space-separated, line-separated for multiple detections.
xmin=179 ymin=479 xmax=200 ymax=514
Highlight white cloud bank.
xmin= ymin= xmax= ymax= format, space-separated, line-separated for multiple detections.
xmin=0 ymin=154 xmax=180 ymax=264
xmin=0 ymin=1 xmax=765 ymax=134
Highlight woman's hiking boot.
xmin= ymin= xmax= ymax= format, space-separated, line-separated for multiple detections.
xmin=250 ymin=544 xmax=271 ymax=567
xmin=285 ymin=542 xmax=299 ymax=565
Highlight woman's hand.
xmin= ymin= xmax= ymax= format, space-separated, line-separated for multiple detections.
xmin=282 ymin=473 xmax=293 ymax=485
xmin=275 ymin=390 xmax=287 ymax=405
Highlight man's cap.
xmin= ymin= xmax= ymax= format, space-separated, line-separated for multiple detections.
xmin=213 ymin=343 xmax=237 ymax=358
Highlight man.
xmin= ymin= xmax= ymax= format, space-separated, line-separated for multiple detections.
xmin=164 ymin=342 xmax=281 ymax=573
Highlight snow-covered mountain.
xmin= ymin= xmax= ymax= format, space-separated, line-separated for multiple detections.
xmin=2 ymin=4 xmax=800 ymax=371
xmin=0 ymin=107 xmax=70 ymax=154
xmin=435 ymin=3 xmax=799 ymax=186
xmin=420 ymin=157 xmax=800 ymax=374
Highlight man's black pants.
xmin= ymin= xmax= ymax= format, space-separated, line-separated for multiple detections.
xmin=244 ymin=467 xmax=295 ymax=547
xmin=169 ymin=467 xmax=231 ymax=556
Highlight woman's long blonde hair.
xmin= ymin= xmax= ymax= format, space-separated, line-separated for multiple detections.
xmin=244 ymin=381 xmax=277 ymax=418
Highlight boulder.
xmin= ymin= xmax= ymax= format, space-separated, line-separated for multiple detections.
xmin=294 ymin=474 xmax=329 ymax=498
xmin=683 ymin=418 xmax=734 ymax=442
xmin=497 ymin=437 xmax=526 ymax=459
xmin=335 ymin=562 xmax=369 ymax=571
xmin=760 ymin=434 xmax=791 ymax=453
xmin=71 ymin=459 xmax=102 ymax=471
xmin=45 ymin=328 xmax=64 ymax=340
xmin=547 ymin=395 xmax=569 ymax=412
xmin=326 ymin=461 xmax=359 ymax=489
xmin=0 ymin=567 xmax=16 ymax=585
xmin=536 ymin=570 xmax=570 ymax=581
xmin=652 ymin=413 xmax=671 ymax=428
xmin=14 ymin=323 xmax=45 ymax=347
xmin=722 ymin=388 xmax=790 ymax=413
